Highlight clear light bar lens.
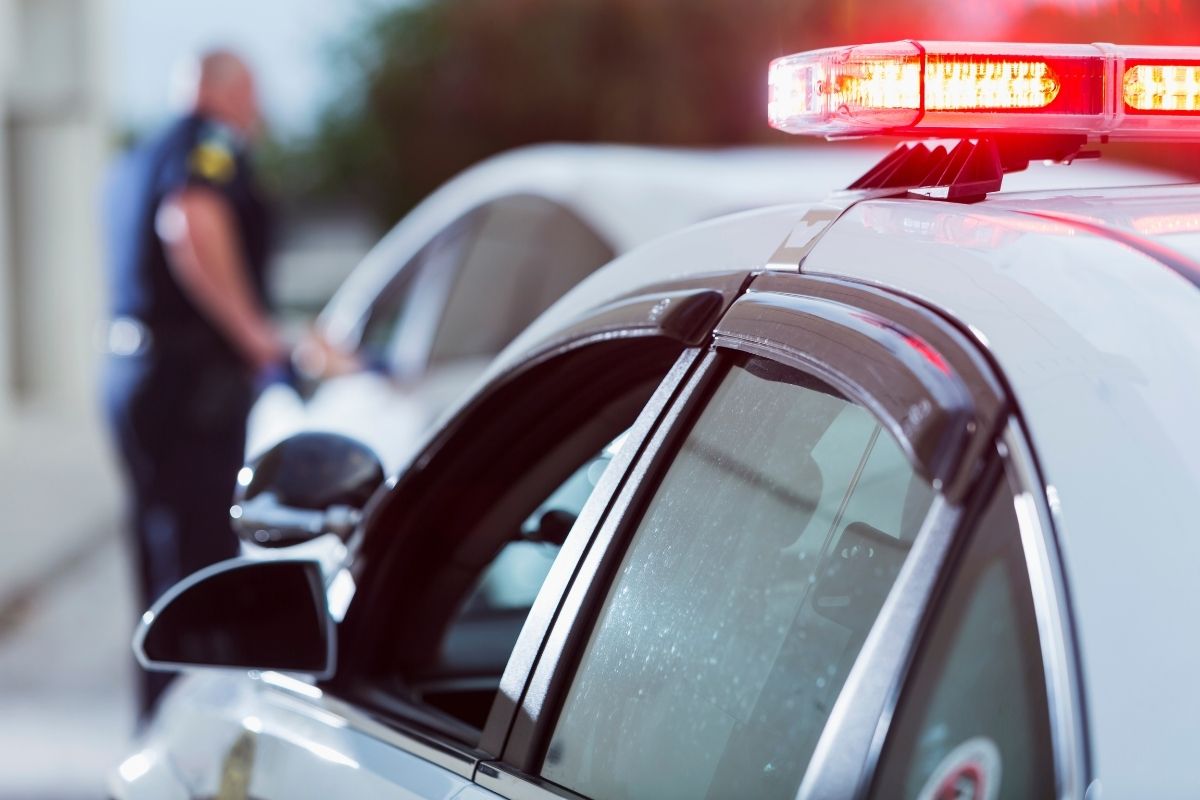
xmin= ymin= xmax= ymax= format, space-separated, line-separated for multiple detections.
xmin=767 ymin=43 xmax=924 ymax=133
xmin=769 ymin=41 xmax=1200 ymax=140
xmin=1124 ymin=64 xmax=1200 ymax=112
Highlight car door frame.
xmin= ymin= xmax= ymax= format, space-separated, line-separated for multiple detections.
xmin=467 ymin=271 xmax=1085 ymax=800
xmin=285 ymin=271 xmax=756 ymax=779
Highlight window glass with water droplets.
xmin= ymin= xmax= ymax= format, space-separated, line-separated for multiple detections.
xmin=541 ymin=356 xmax=934 ymax=800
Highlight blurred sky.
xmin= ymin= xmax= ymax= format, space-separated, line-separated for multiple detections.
xmin=111 ymin=0 xmax=404 ymax=139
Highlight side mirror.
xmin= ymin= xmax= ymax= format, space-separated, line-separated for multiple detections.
xmin=233 ymin=432 xmax=385 ymax=548
xmin=135 ymin=558 xmax=334 ymax=678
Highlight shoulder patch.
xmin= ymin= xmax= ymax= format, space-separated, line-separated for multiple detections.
xmin=188 ymin=140 xmax=237 ymax=184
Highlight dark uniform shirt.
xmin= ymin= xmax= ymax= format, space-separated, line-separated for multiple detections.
xmin=104 ymin=112 xmax=272 ymax=360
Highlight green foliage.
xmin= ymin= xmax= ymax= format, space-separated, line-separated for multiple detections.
xmin=288 ymin=0 xmax=857 ymax=224
xmin=282 ymin=0 xmax=1200 ymax=226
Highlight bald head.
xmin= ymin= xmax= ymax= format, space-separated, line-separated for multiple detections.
xmin=174 ymin=48 xmax=261 ymax=137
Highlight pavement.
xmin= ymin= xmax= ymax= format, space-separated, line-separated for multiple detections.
xmin=0 ymin=410 xmax=135 ymax=800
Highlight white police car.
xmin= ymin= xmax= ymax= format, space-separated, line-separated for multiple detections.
xmin=115 ymin=41 xmax=1200 ymax=799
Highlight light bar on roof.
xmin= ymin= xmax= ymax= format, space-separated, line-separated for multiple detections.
xmin=769 ymin=41 xmax=1200 ymax=140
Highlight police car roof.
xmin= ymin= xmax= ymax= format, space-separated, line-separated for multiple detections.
xmin=488 ymin=177 xmax=1200 ymax=795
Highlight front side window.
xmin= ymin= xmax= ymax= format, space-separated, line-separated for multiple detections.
xmin=365 ymin=337 xmax=687 ymax=743
xmin=540 ymin=356 xmax=934 ymax=800
xmin=417 ymin=436 xmax=625 ymax=728
xmin=867 ymin=481 xmax=1054 ymax=800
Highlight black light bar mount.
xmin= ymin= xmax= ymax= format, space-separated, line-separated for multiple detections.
xmin=847 ymin=135 xmax=1096 ymax=202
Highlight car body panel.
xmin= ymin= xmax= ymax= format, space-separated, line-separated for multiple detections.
xmin=112 ymin=672 xmax=479 ymax=800
xmin=803 ymin=196 xmax=1200 ymax=796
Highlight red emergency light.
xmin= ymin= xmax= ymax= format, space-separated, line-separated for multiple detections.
xmin=769 ymin=41 xmax=1200 ymax=140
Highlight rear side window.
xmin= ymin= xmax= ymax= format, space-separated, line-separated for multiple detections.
xmin=358 ymin=214 xmax=476 ymax=365
xmin=428 ymin=195 xmax=614 ymax=365
xmin=540 ymin=357 xmax=934 ymax=800
xmin=867 ymin=482 xmax=1054 ymax=800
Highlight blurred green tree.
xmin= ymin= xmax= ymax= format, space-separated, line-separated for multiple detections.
xmin=288 ymin=0 xmax=942 ymax=224
xmin=284 ymin=0 xmax=1200 ymax=226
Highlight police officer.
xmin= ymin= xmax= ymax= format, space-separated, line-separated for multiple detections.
xmin=101 ymin=49 xmax=284 ymax=716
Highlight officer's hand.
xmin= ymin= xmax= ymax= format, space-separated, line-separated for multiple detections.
xmin=293 ymin=330 xmax=365 ymax=382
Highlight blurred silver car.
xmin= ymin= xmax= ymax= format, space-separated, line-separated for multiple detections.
xmin=248 ymin=143 xmax=896 ymax=471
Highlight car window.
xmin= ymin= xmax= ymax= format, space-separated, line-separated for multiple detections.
xmin=368 ymin=338 xmax=688 ymax=742
xmin=427 ymin=195 xmax=614 ymax=366
xmin=540 ymin=356 xmax=935 ymax=800
xmin=431 ymin=435 xmax=624 ymax=696
xmin=867 ymin=481 xmax=1054 ymax=800
xmin=357 ymin=214 xmax=476 ymax=365
xmin=455 ymin=433 xmax=626 ymax=620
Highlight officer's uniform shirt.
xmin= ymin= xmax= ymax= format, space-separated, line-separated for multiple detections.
xmin=104 ymin=112 xmax=272 ymax=361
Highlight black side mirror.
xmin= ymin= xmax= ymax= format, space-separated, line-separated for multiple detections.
xmin=135 ymin=558 xmax=334 ymax=677
xmin=233 ymin=432 xmax=385 ymax=547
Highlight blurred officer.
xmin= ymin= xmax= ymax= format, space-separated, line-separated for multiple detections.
xmin=101 ymin=49 xmax=284 ymax=716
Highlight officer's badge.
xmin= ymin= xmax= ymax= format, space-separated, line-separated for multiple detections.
xmin=188 ymin=139 xmax=237 ymax=184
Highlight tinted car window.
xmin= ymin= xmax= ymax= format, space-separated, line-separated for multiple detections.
xmin=868 ymin=482 xmax=1054 ymax=800
xmin=541 ymin=357 xmax=934 ymax=800
xmin=428 ymin=195 xmax=614 ymax=366
xmin=381 ymin=339 xmax=686 ymax=740
xmin=358 ymin=214 xmax=476 ymax=368
xmin=440 ymin=436 xmax=623 ymax=657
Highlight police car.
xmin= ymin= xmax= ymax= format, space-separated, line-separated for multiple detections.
xmin=115 ymin=41 xmax=1200 ymax=799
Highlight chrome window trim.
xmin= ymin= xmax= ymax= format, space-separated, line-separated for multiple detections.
xmin=796 ymin=495 xmax=962 ymax=800
xmin=1000 ymin=420 xmax=1089 ymax=800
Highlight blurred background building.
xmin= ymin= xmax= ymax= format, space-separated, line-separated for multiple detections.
xmin=1 ymin=0 xmax=1198 ymax=796
xmin=0 ymin=1 xmax=124 ymax=796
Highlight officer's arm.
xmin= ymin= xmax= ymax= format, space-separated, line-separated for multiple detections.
xmin=157 ymin=187 xmax=283 ymax=370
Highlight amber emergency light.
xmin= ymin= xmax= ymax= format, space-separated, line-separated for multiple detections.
xmin=769 ymin=41 xmax=1200 ymax=140
xmin=768 ymin=41 xmax=1200 ymax=200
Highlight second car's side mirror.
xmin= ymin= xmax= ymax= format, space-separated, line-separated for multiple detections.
xmin=135 ymin=558 xmax=334 ymax=678
xmin=233 ymin=432 xmax=385 ymax=548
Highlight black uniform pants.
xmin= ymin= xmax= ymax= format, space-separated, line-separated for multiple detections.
xmin=103 ymin=347 xmax=252 ymax=716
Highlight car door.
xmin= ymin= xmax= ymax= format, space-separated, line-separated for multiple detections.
xmin=462 ymin=273 xmax=1078 ymax=800
xmin=189 ymin=273 xmax=750 ymax=799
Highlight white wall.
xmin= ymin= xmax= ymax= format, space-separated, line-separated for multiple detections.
xmin=0 ymin=0 xmax=109 ymax=426
xmin=8 ymin=120 xmax=107 ymax=410
xmin=0 ymin=0 xmax=15 ymax=422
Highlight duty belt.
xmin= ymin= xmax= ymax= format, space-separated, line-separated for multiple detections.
xmin=104 ymin=316 xmax=238 ymax=358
